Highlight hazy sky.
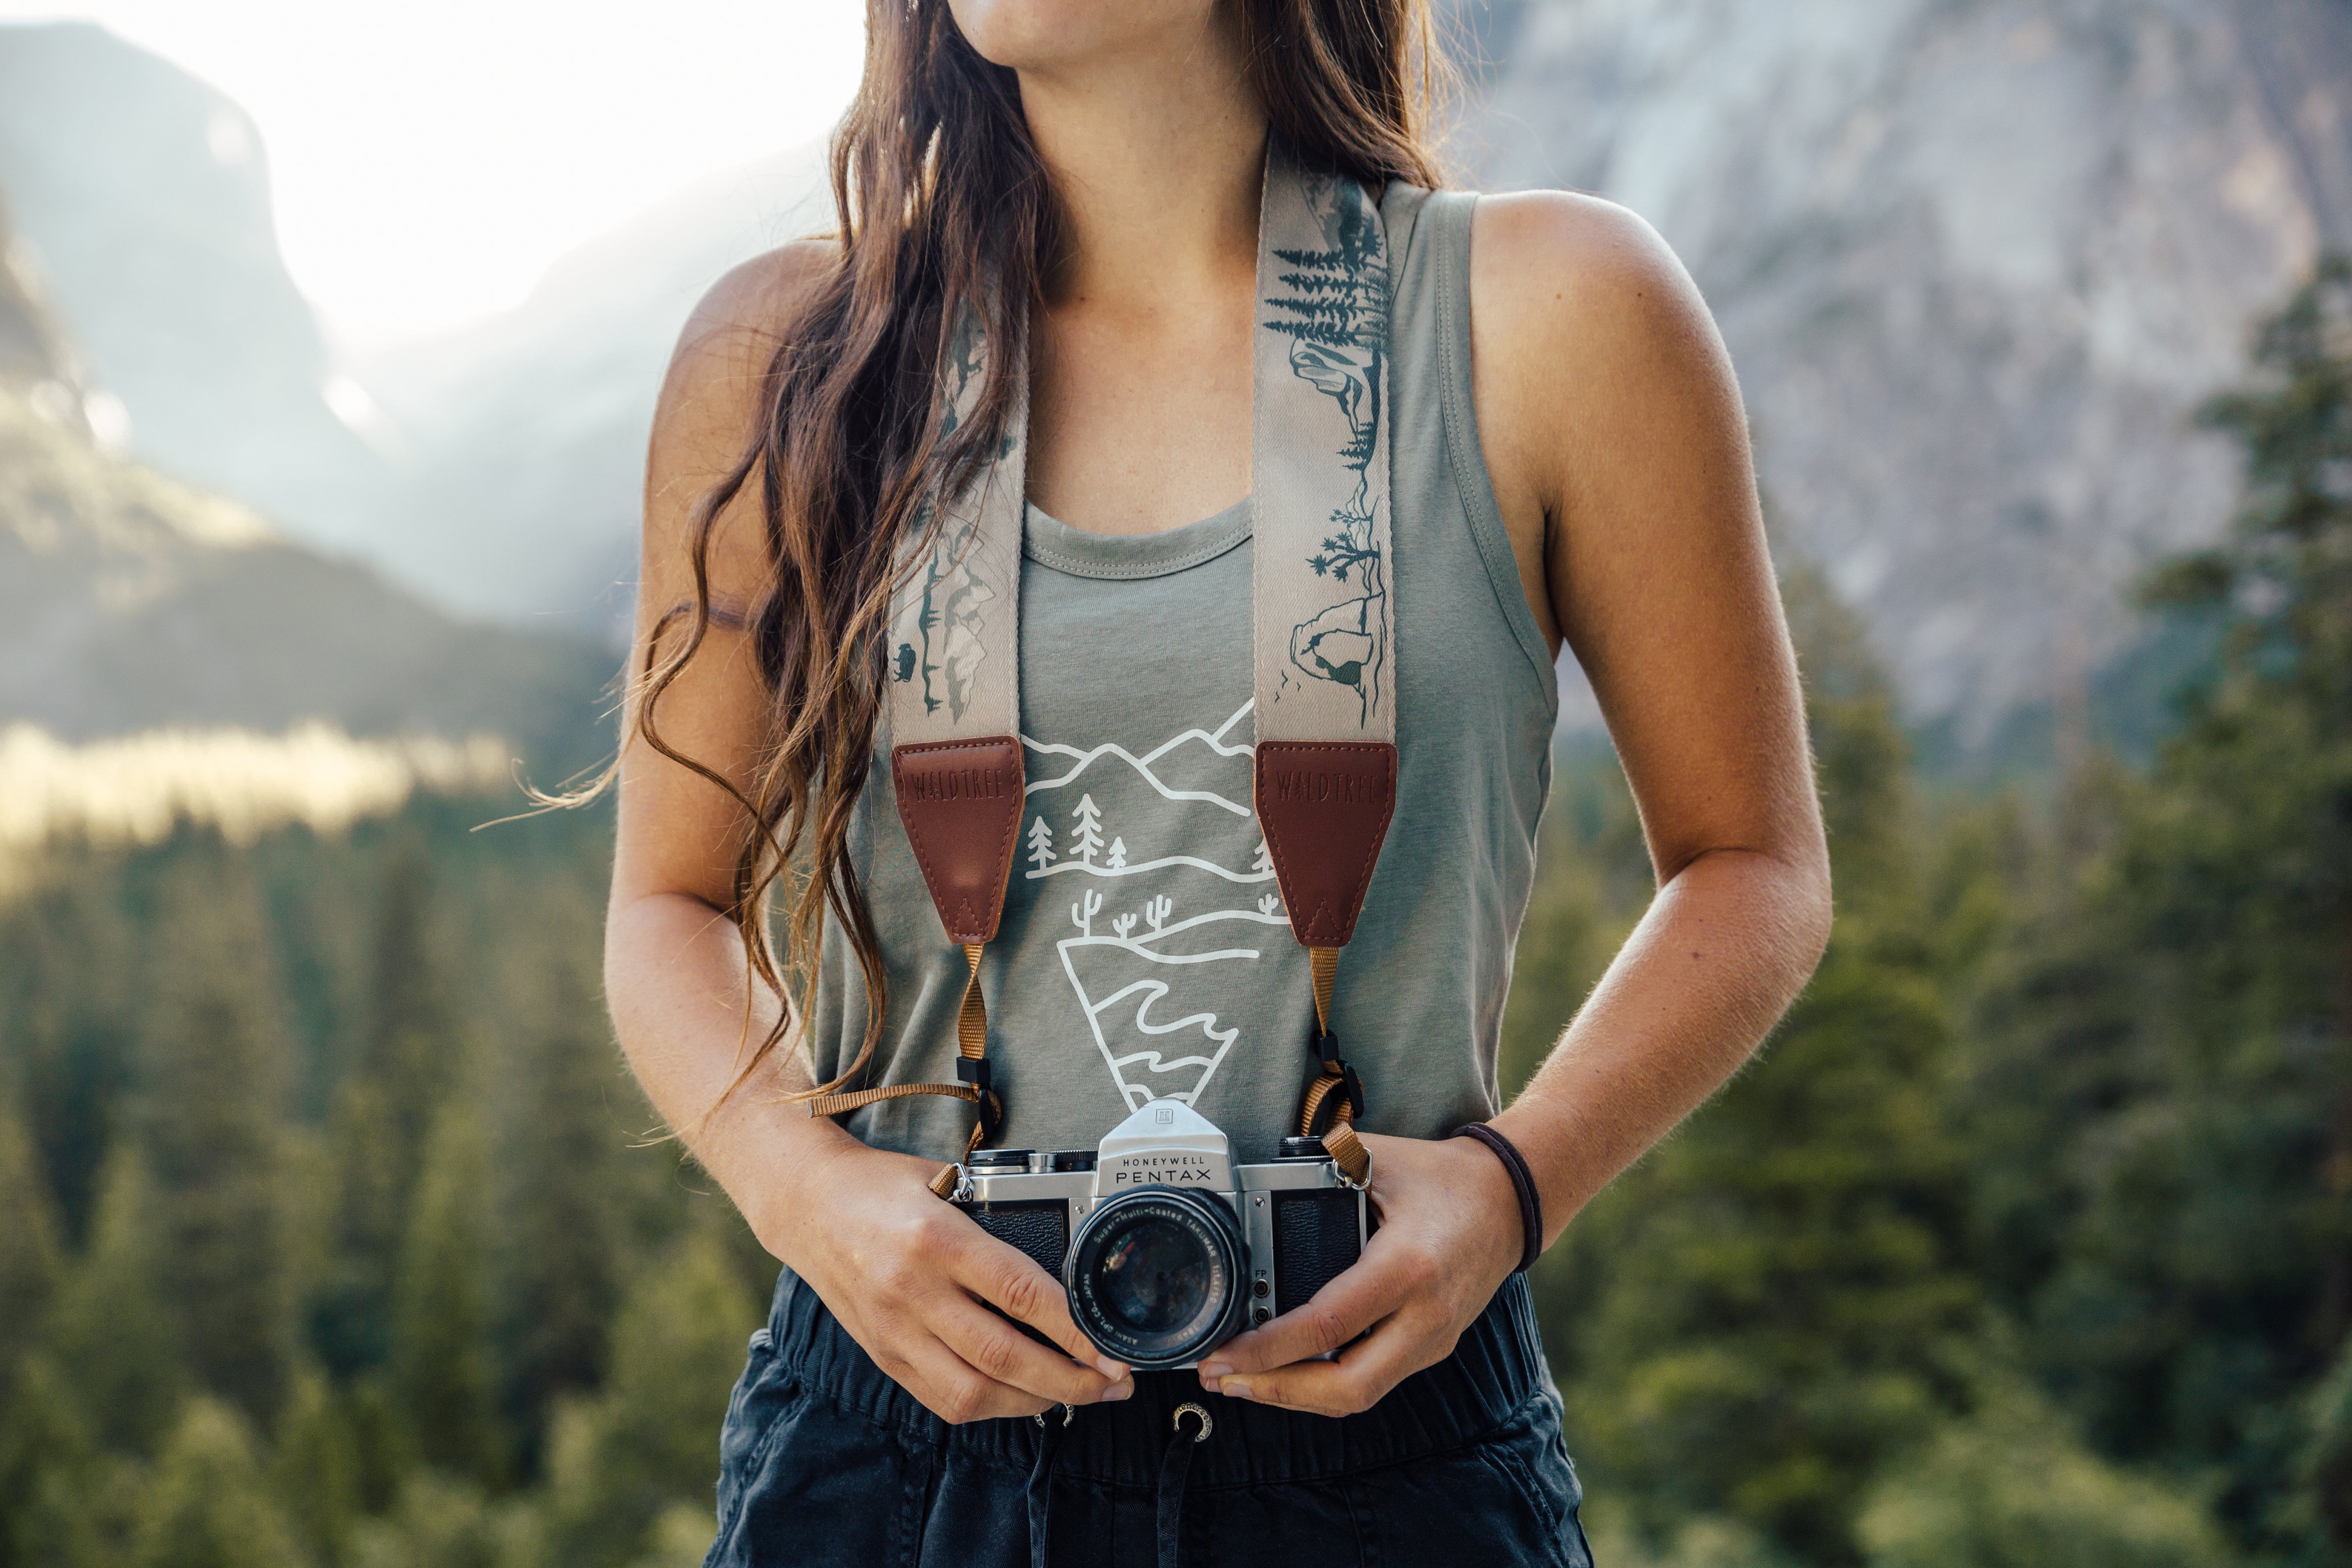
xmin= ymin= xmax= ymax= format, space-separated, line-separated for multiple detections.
xmin=0 ymin=2 xmax=866 ymax=342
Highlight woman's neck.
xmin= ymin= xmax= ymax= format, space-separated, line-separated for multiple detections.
xmin=1015 ymin=12 xmax=1267 ymax=313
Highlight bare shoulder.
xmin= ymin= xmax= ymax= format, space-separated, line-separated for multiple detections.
xmin=1465 ymin=192 xmax=1751 ymax=631
xmin=657 ymin=238 xmax=841 ymax=427
xmin=1467 ymin=190 xmax=1724 ymax=388
xmin=642 ymin=239 xmax=840 ymax=600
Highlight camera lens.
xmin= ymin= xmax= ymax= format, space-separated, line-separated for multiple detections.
xmin=1064 ymin=1188 xmax=1245 ymax=1368
xmin=1096 ymin=1216 xmax=1208 ymax=1333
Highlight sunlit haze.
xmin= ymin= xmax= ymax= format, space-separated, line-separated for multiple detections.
xmin=0 ymin=1 xmax=866 ymax=342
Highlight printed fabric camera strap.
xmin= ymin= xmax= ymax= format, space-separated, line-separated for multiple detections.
xmin=807 ymin=138 xmax=1398 ymax=1197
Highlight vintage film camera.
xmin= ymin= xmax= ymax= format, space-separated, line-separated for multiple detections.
xmin=952 ymin=1098 xmax=1367 ymax=1370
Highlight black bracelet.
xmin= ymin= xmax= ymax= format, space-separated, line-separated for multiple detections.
xmin=1451 ymin=1123 xmax=1544 ymax=1274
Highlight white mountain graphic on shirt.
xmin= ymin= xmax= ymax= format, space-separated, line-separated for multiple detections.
xmin=1021 ymin=699 xmax=1285 ymax=1109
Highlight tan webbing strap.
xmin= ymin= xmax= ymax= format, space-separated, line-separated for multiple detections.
xmin=1293 ymin=944 xmax=1370 ymax=1185
xmin=1308 ymin=943 xmax=1338 ymax=1033
xmin=808 ymin=942 xmax=1001 ymax=1198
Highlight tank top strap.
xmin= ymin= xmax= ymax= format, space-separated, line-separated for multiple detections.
xmin=1384 ymin=183 xmax=1557 ymax=696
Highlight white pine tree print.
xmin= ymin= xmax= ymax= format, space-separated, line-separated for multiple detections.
xmin=1071 ymin=794 xmax=1104 ymax=865
xmin=1106 ymin=836 xmax=1128 ymax=870
xmin=1252 ymin=839 xmax=1273 ymax=877
xmin=1027 ymin=815 xmax=1056 ymax=872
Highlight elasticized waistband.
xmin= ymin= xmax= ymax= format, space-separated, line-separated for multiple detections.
xmin=761 ymin=1267 xmax=1555 ymax=1489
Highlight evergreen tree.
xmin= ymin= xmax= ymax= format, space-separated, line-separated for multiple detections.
xmin=0 ymin=1091 xmax=59 ymax=1395
xmin=274 ymin=1368 xmax=362 ymax=1567
xmin=309 ymin=1076 xmax=403 ymax=1379
xmin=492 ymin=922 xmax=620 ymax=1471
xmin=366 ymin=837 xmax=458 ymax=1210
xmin=137 ymin=852 xmax=294 ymax=1427
xmin=1546 ymin=576 xmax=1980 ymax=1565
xmin=0 ymin=864 xmax=138 ymax=1242
xmin=1961 ymin=257 xmax=2352 ymax=1560
xmin=130 ymin=1399 xmax=308 ymax=1568
xmin=535 ymin=1219 xmax=761 ymax=1568
xmin=348 ymin=1472 xmax=505 ymax=1568
xmin=40 ymin=1146 xmax=184 ymax=1454
xmin=0 ymin=1354 xmax=140 ymax=1568
xmin=390 ymin=1098 xmax=504 ymax=1487
xmin=1855 ymin=1381 xmax=2235 ymax=1568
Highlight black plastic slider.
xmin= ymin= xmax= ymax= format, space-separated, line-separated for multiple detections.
xmin=955 ymin=1056 xmax=993 ymax=1090
xmin=1308 ymin=1024 xmax=1342 ymax=1064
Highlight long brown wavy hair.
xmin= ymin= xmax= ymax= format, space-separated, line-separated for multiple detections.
xmin=634 ymin=0 xmax=1456 ymax=1110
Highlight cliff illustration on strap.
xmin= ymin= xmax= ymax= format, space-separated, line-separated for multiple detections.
xmin=1262 ymin=167 xmax=1392 ymax=728
xmin=890 ymin=307 xmax=1017 ymax=728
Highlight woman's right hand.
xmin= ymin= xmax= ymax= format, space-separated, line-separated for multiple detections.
xmin=767 ymin=1134 xmax=1134 ymax=1423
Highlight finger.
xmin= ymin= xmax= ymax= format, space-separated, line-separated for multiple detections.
xmin=951 ymin=1230 xmax=1133 ymax=1381
xmin=884 ymin=1331 xmax=1056 ymax=1425
xmin=928 ymin=1290 xmax=1132 ymax=1408
xmin=1211 ymin=1310 xmax=1442 ymax=1419
xmin=1194 ymin=1229 xmax=1426 ymax=1378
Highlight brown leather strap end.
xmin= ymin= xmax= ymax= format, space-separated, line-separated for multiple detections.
xmin=1253 ymin=741 xmax=1397 ymax=948
xmin=894 ymin=737 xmax=1025 ymax=944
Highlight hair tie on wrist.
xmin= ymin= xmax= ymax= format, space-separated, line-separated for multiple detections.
xmin=1451 ymin=1123 xmax=1543 ymax=1274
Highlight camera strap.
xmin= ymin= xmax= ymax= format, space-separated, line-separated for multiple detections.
xmin=816 ymin=138 xmax=1397 ymax=1193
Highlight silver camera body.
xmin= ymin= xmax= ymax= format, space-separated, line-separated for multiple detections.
xmin=952 ymin=1098 xmax=1367 ymax=1370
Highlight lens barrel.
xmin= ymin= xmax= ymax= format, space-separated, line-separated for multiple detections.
xmin=1063 ymin=1186 xmax=1246 ymax=1369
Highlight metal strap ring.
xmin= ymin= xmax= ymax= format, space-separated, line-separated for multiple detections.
xmin=1172 ymin=1402 xmax=1213 ymax=1442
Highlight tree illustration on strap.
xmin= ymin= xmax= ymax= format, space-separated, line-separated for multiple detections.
xmin=1071 ymin=795 xmax=1104 ymax=866
xmin=1026 ymin=815 xmax=1056 ymax=873
xmin=1263 ymin=167 xmax=1391 ymax=724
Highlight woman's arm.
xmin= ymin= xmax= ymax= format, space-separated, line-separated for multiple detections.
xmin=1196 ymin=193 xmax=1833 ymax=1413
xmin=605 ymin=247 xmax=1130 ymax=1422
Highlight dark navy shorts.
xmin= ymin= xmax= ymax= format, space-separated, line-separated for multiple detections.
xmin=703 ymin=1268 xmax=1594 ymax=1568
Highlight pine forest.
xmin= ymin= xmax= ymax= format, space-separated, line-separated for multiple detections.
xmin=3 ymin=265 xmax=2351 ymax=1568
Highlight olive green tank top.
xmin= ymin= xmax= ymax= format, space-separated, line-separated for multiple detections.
xmin=806 ymin=185 xmax=1560 ymax=1164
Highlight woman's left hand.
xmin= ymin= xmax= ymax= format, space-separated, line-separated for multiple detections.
xmin=1194 ymin=1130 xmax=1526 ymax=1416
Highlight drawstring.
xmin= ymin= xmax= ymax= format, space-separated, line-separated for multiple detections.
xmin=1157 ymin=1403 xmax=1212 ymax=1568
xmin=1024 ymin=1399 xmax=1210 ymax=1567
xmin=1027 ymin=1404 xmax=1072 ymax=1568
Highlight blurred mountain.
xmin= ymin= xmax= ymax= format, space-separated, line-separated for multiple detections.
xmin=0 ymin=201 xmax=610 ymax=764
xmin=0 ymin=22 xmax=396 ymax=558
xmin=0 ymin=18 xmax=827 ymax=639
xmin=1459 ymin=0 xmax=2352 ymax=746
xmin=350 ymin=142 xmax=831 ymax=632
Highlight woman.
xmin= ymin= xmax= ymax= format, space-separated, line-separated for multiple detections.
xmin=604 ymin=1 xmax=1831 ymax=1564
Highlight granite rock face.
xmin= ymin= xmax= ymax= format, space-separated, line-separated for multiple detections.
xmin=1462 ymin=0 xmax=2352 ymax=741
xmin=0 ymin=205 xmax=607 ymax=755
xmin=0 ymin=22 xmax=397 ymax=559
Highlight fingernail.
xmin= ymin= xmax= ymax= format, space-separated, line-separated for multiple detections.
xmin=1100 ymin=1379 xmax=1133 ymax=1402
xmin=1196 ymin=1360 xmax=1232 ymax=1379
xmin=1220 ymin=1377 xmax=1253 ymax=1400
xmin=1095 ymin=1355 xmax=1130 ymax=1380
